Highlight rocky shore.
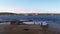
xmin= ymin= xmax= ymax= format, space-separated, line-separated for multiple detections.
xmin=0 ymin=24 xmax=60 ymax=34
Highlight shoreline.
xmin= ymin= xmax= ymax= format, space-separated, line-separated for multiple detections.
xmin=0 ymin=23 xmax=60 ymax=34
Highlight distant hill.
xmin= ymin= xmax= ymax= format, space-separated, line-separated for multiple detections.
xmin=0 ymin=12 xmax=60 ymax=16
xmin=0 ymin=12 xmax=17 ymax=16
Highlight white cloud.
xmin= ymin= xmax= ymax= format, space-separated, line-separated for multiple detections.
xmin=0 ymin=8 xmax=60 ymax=14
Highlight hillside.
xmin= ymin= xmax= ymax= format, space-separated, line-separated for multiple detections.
xmin=0 ymin=12 xmax=60 ymax=16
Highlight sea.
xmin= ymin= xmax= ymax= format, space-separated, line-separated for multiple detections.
xmin=0 ymin=15 xmax=60 ymax=29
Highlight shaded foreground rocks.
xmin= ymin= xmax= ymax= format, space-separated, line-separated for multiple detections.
xmin=0 ymin=20 xmax=60 ymax=34
xmin=4 ymin=25 xmax=60 ymax=34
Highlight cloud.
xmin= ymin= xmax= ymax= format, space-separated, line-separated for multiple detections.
xmin=0 ymin=8 xmax=60 ymax=14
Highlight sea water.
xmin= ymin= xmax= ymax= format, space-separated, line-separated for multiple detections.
xmin=0 ymin=15 xmax=60 ymax=29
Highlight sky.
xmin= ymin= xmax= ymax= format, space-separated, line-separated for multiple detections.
xmin=0 ymin=0 xmax=60 ymax=13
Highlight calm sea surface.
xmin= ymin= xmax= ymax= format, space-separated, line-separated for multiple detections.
xmin=0 ymin=15 xmax=60 ymax=28
xmin=0 ymin=16 xmax=60 ymax=21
